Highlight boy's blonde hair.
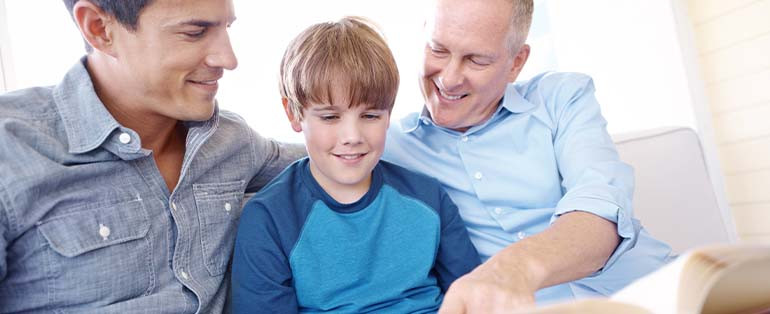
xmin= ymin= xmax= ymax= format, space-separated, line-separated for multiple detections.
xmin=279 ymin=16 xmax=400 ymax=120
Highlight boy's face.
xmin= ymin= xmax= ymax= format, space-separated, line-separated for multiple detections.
xmin=286 ymin=91 xmax=390 ymax=202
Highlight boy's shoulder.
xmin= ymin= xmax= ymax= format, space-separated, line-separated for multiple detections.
xmin=246 ymin=158 xmax=308 ymax=210
xmin=377 ymin=160 xmax=446 ymax=201
xmin=378 ymin=160 xmax=437 ymax=183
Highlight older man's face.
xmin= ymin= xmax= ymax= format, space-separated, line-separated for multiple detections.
xmin=420 ymin=0 xmax=527 ymax=132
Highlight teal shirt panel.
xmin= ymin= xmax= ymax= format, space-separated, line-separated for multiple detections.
xmin=291 ymin=185 xmax=441 ymax=313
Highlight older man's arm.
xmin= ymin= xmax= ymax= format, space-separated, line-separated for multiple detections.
xmin=439 ymin=211 xmax=620 ymax=314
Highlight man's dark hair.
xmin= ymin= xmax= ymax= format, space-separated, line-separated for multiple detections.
xmin=62 ymin=0 xmax=154 ymax=52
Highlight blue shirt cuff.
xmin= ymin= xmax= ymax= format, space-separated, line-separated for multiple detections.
xmin=552 ymin=197 xmax=639 ymax=275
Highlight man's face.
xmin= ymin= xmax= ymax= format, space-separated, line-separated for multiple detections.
xmin=421 ymin=0 xmax=528 ymax=132
xmin=109 ymin=0 xmax=237 ymax=122
xmin=288 ymin=89 xmax=390 ymax=202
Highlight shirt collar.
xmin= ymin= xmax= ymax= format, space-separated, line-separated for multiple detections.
xmin=53 ymin=56 xmax=220 ymax=157
xmin=54 ymin=57 xmax=123 ymax=155
xmin=398 ymin=83 xmax=536 ymax=134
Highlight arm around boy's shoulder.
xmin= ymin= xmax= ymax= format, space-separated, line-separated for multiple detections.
xmin=514 ymin=243 xmax=770 ymax=314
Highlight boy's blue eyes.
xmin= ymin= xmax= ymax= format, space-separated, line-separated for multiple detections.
xmin=317 ymin=114 xmax=381 ymax=121
xmin=319 ymin=115 xmax=339 ymax=121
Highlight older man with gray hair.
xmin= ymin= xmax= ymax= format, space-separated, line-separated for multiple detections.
xmin=383 ymin=0 xmax=672 ymax=312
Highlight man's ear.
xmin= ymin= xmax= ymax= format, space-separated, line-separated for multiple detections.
xmin=282 ymin=98 xmax=303 ymax=133
xmin=72 ymin=1 xmax=117 ymax=56
xmin=507 ymin=44 xmax=530 ymax=82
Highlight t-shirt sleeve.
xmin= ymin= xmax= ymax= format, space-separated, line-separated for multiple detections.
xmin=433 ymin=188 xmax=481 ymax=292
xmin=231 ymin=200 xmax=298 ymax=314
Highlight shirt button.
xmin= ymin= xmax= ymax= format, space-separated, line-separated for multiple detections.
xmin=474 ymin=172 xmax=483 ymax=180
xmin=118 ymin=132 xmax=131 ymax=144
xmin=224 ymin=202 xmax=232 ymax=213
xmin=421 ymin=118 xmax=431 ymax=125
xmin=171 ymin=202 xmax=178 ymax=211
xmin=517 ymin=231 xmax=527 ymax=240
xmin=98 ymin=224 xmax=111 ymax=240
xmin=180 ymin=270 xmax=189 ymax=280
xmin=494 ymin=207 xmax=503 ymax=215
xmin=461 ymin=135 xmax=469 ymax=142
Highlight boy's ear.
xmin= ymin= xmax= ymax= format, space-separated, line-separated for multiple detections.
xmin=72 ymin=0 xmax=118 ymax=56
xmin=282 ymin=98 xmax=303 ymax=133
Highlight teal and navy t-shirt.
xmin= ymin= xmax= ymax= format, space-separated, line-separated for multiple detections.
xmin=231 ymin=158 xmax=480 ymax=313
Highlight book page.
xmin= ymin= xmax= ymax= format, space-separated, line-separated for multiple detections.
xmin=701 ymin=259 xmax=770 ymax=314
xmin=610 ymin=254 xmax=691 ymax=313
xmin=613 ymin=244 xmax=770 ymax=314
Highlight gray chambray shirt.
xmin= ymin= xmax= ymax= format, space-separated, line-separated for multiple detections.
xmin=0 ymin=57 xmax=305 ymax=313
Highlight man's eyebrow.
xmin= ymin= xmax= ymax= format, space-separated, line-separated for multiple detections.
xmin=165 ymin=16 xmax=236 ymax=28
xmin=472 ymin=53 xmax=496 ymax=60
xmin=428 ymin=39 xmax=445 ymax=48
xmin=178 ymin=19 xmax=220 ymax=28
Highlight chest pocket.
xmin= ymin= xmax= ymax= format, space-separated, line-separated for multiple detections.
xmin=36 ymin=197 xmax=153 ymax=304
xmin=193 ymin=180 xmax=245 ymax=276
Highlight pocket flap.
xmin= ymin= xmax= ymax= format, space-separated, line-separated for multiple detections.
xmin=37 ymin=198 xmax=150 ymax=257
xmin=193 ymin=180 xmax=245 ymax=200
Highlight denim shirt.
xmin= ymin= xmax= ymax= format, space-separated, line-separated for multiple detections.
xmin=0 ymin=58 xmax=304 ymax=313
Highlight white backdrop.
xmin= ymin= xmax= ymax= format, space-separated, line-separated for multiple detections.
xmin=2 ymin=0 xmax=701 ymax=143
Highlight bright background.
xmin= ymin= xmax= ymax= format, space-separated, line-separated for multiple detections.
xmin=0 ymin=0 xmax=702 ymax=144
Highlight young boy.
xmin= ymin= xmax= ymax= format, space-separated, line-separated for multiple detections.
xmin=231 ymin=17 xmax=480 ymax=313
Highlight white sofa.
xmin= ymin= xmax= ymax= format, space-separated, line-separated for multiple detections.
xmin=613 ymin=127 xmax=736 ymax=254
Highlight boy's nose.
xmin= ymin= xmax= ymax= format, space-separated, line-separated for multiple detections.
xmin=339 ymin=121 xmax=363 ymax=146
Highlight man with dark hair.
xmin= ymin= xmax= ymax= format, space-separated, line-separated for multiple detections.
xmin=383 ymin=0 xmax=672 ymax=312
xmin=0 ymin=0 xmax=303 ymax=312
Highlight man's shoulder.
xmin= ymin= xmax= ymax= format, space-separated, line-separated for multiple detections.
xmin=515 ymin=71 xmax=595 ymax=100
xmin=215 ymin=108 xmax=254 ymax=133
xmin=0 ymin=86 xmax=59 ymax=121
xmin=0 ymin=86 xmax=64 ymax=162
xmin=203 ymin=108 xmax=263 ymax=154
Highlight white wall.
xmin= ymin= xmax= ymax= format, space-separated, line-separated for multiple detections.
xmin=526 ymin=0 xmax=699 ymax=134
xmin=2 ymin=0 xmax=703 ymax=142
xmin=686 ymin=0 xmax=770 ymax=243
xmin=0 ymin=0 xmax=14 ymax=91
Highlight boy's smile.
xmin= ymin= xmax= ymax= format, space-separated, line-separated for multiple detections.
xmin=287 ymin=94 xmax=390 ymax=204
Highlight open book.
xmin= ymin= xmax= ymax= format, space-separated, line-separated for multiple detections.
xmin=518 ymin=243 xmax=770 ymax=314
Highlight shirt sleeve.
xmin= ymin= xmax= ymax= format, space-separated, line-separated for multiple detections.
xmin=231 ymin=201 xmax=298 ymax=314
xmin=0 ymin=187 xmax=9 ymax=281
xmin=434 ymin=188 xmax=481 ymax=292
xmin=247 ymin=131 xmax=306 ymax=193
xmin=548 ymin=75 xmax=638 ymax=274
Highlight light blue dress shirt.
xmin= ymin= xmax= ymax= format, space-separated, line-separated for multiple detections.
xmin=0 ymin=57 xmax=304 ymax=313
xmin=383 ymin=72 xmax=672 ymax=304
